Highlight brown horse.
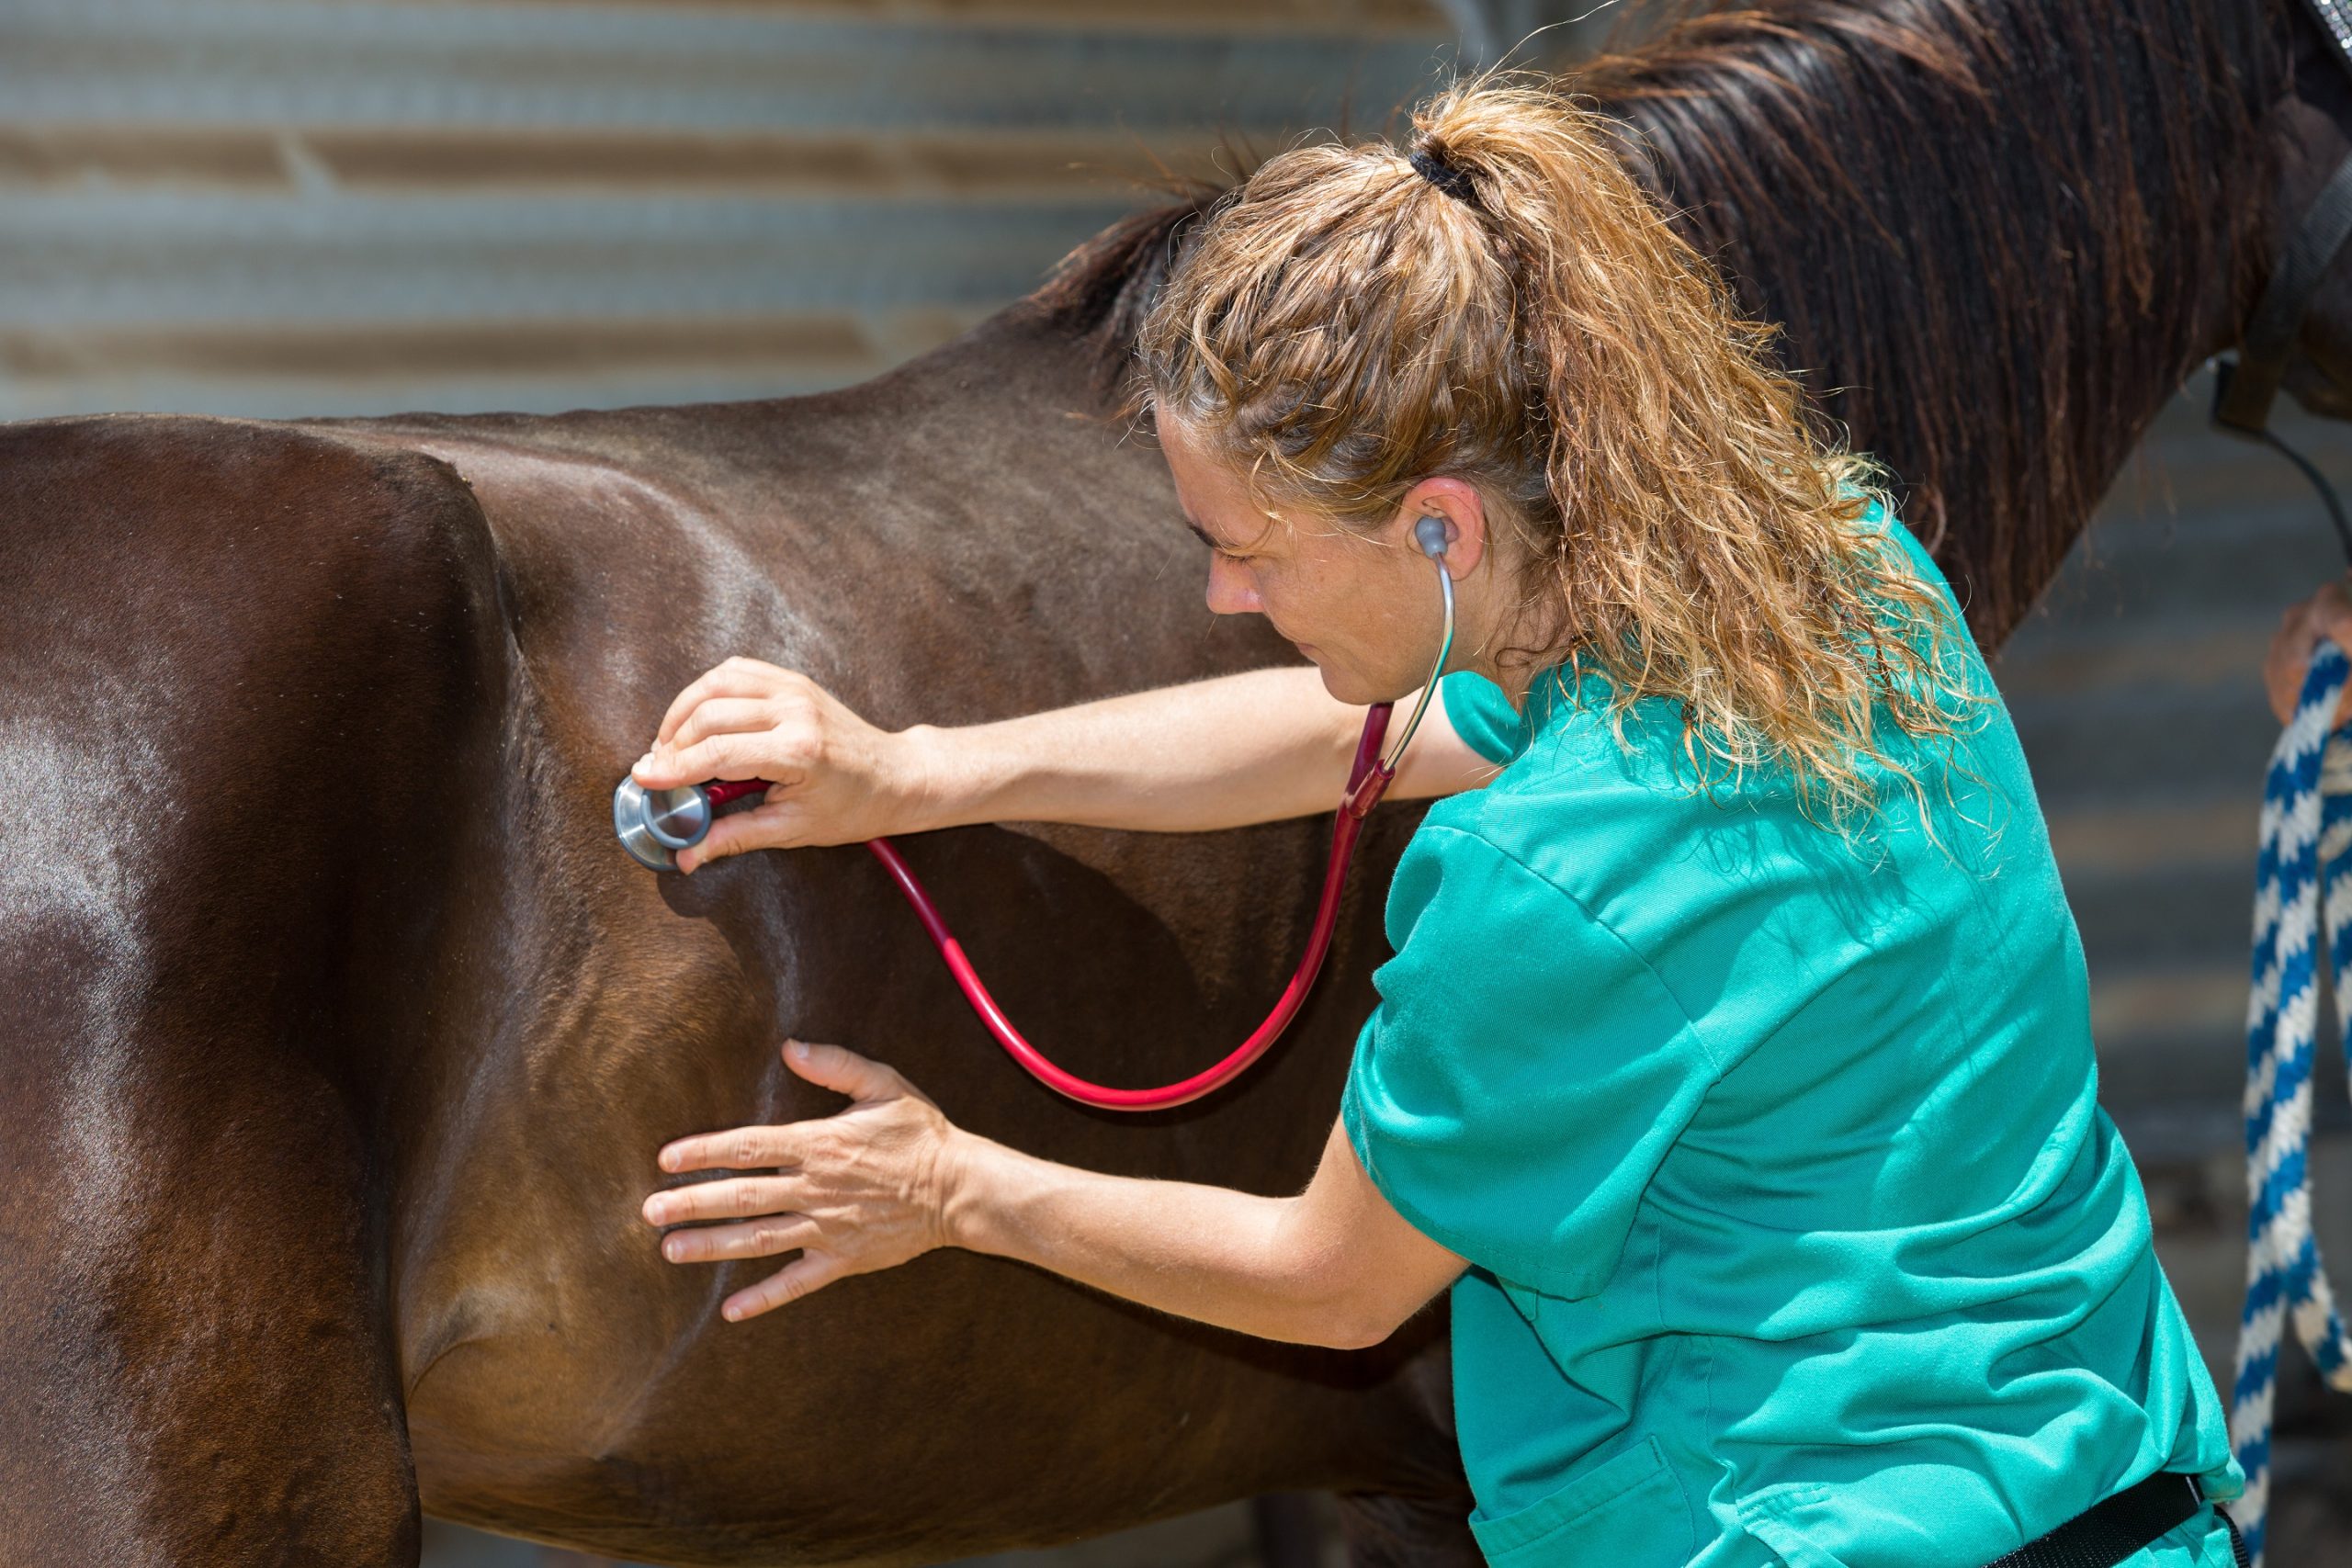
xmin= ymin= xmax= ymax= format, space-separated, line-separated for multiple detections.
xmin=0 ymin=0 xmax=2339 ymax=1562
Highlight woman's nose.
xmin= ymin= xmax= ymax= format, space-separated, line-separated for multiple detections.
xmin=1204 ymin=556 xmax=1261 ymax=616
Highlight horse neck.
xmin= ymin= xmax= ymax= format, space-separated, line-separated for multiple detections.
xmin=1587 ymin=0 xmax=2292 ymax=645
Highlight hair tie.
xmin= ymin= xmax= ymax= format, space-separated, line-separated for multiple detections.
xmin=1408 ymin=146 xmax=1479 ymax=206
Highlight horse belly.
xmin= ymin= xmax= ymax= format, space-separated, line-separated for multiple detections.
xmin=384 ymin=853 xmax=1440 ymax=1562
xmin=401 ymin=1160 xmax=1417 ymax=1564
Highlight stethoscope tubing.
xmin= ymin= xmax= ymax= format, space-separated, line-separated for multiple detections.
xmin=618 ymin=546 xmax=1455 ymax=1110
xmin=860 ymin=702 xmax=1390 ymax=1110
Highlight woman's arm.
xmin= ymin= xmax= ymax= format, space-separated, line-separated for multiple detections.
xmin=944 ymin=1104 xmax=1464 ymax=1348
xmin=640 ymin=1040 xmax=1468 ymax=1347
xmin=905 ymin=662 xmax=1494 ymax=832
xmin=630 ymin=658 xmax=1495 ymax=870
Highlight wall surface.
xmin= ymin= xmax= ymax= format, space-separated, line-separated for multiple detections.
xmin=0 ymin=0 xmax=1455 ymax=422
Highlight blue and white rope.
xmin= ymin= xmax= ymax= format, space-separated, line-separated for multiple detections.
xmin=2234 ymin=639 xmax=2352 ymax=1565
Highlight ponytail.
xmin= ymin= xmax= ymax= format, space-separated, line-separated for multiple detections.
xmin=1136 ymin=69 xmax=1982 ymax=829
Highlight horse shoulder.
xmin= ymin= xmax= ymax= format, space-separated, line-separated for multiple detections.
xmin=0 ymin=410 xmax=514 ymax=1564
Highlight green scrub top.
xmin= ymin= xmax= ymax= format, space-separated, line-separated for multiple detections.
xmin=1339 ymin=497 xmax=2242 ymax=1568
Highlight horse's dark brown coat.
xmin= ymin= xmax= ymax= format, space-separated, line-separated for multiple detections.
xmin=0 ymin=322 xmax=1464 ymax=1566
xmin=0 ymin=1 xmax=2343 ymax=1563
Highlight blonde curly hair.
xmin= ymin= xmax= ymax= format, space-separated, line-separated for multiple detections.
xmin=1132 ymin=70 xmax=1984 ymax=830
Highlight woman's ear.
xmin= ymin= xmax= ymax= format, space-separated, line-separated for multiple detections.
xmin=1396 ymin=476 xmax=1489 ymax=580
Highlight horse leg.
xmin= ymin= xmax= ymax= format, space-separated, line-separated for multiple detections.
xmin=0 ymin=417 xmax=506 ymax=1563
xmin=1250 ymin=1487 xmax=1482 ymax=1568
xmin=1331 ymin=1490 xmax=1483 ymax=1568
xmin=1330 ymin=1327 xmax=1478 ymax=1568
xmin=1249 ymin=1494 xmax=1325 ymax=1568
xmin=0 ymin=1012 xmax=419 ymax=1565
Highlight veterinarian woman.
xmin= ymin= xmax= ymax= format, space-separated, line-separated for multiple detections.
xmin=628 ymin=76 xmax=2245 ymax=1568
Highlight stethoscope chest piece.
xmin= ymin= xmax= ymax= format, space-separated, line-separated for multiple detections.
xmin=613 ymin=776 xmax=717 ymax=872
xmin=605 ymin=519 xmax=1453 ymax=1108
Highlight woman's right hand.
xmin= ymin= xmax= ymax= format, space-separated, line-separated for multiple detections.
xmin=629 ymin=657 xmax=936 ymax=872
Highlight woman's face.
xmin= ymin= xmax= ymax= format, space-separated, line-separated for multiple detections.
xmin=1159 ymin=414 xmax=1459 ymax=707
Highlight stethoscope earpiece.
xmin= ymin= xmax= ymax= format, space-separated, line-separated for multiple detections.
xmin=1414 ymin=513 xmax=1451 ymax=560
xmin=1374 ymin=515 xmax=1456 ymax=773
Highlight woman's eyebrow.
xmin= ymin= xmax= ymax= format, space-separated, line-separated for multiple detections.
xmin=1182 ymin=515 xmax=1218 ymax=548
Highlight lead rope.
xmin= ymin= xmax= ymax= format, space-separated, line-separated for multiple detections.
xmin=2234 ymin=640 xmax=2352 ymax=1565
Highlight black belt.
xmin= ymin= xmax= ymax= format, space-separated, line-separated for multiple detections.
xmin=1983 ymin=1472 xmax=2249 ymax=1568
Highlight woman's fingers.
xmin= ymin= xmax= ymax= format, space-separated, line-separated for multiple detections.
xmin=653 ymin=659 xmax=788 ymax=749
xmin=634 ymin=704 xmax=790 ymax=791
xmin=665 ymin=696 xmax=791 ymax=756
xmin=674 ymin=799 xmax=808 ymax=872
xmin=641 ymin=1174 xmax=805 ymax=1227
xmin=659 ymin=1214 xmax=819 ymax=1264
xmin=630 ymin=659 xmax=922 ymax=857
xmin=723 ymin=1252 xmax=852 ymax=1322
xmin=641 ymin=1040 xmax=956 ymax=1320
xmin=784 ymin=1039 xmax=914 ymax=1105
xmin=657 ymin=1122 xmax=807 ymax=1176
xmin=637 ymin=729 xmax=799 ymax=795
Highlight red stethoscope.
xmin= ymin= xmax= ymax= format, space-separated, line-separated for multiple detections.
xmin=613 ymin=518 xmax=1455 ymax=1110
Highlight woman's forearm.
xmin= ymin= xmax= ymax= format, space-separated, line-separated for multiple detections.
xmin=942 ymin=1130 xmax=1377 ymax=1348
xmin=900 ymin=664 xmax=1487 ymax=835
xmin=902 ymin=664 xmax=1366 ymax=834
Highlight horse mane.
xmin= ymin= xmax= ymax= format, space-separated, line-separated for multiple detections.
xmin=1575 ymin=0 xmax=2286 ymax=643
xmin=1015 ymin=0 xmax=2288 ymax=644
xmin=1016 ymin=186 xmax=1227 ymax=404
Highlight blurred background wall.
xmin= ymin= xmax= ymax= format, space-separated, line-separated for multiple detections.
xmin=5 ymin=0 xmax=2348 ymax=1562
xmin=0 ymin=0 xmax=1498 ymax=422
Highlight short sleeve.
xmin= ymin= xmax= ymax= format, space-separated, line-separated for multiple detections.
xmin=1341 ymin=826 xmax=1720 ymax=1300
xmin=1436 ymin=669 xmax=1527 ymax=766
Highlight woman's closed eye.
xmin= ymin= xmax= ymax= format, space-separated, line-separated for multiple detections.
xmin=1182 ymin=516 xmax=1249 ymax=561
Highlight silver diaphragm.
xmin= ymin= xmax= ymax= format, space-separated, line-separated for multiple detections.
xmin=613 ymin=776 xmax=716 ymax=872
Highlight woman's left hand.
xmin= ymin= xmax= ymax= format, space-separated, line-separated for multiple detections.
xmin=639 ymin=1040 xmax=965 ymax=1322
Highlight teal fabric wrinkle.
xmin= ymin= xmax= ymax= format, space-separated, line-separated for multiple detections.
xmin=1343 ymin=496 xmax=2239 ymax=1566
